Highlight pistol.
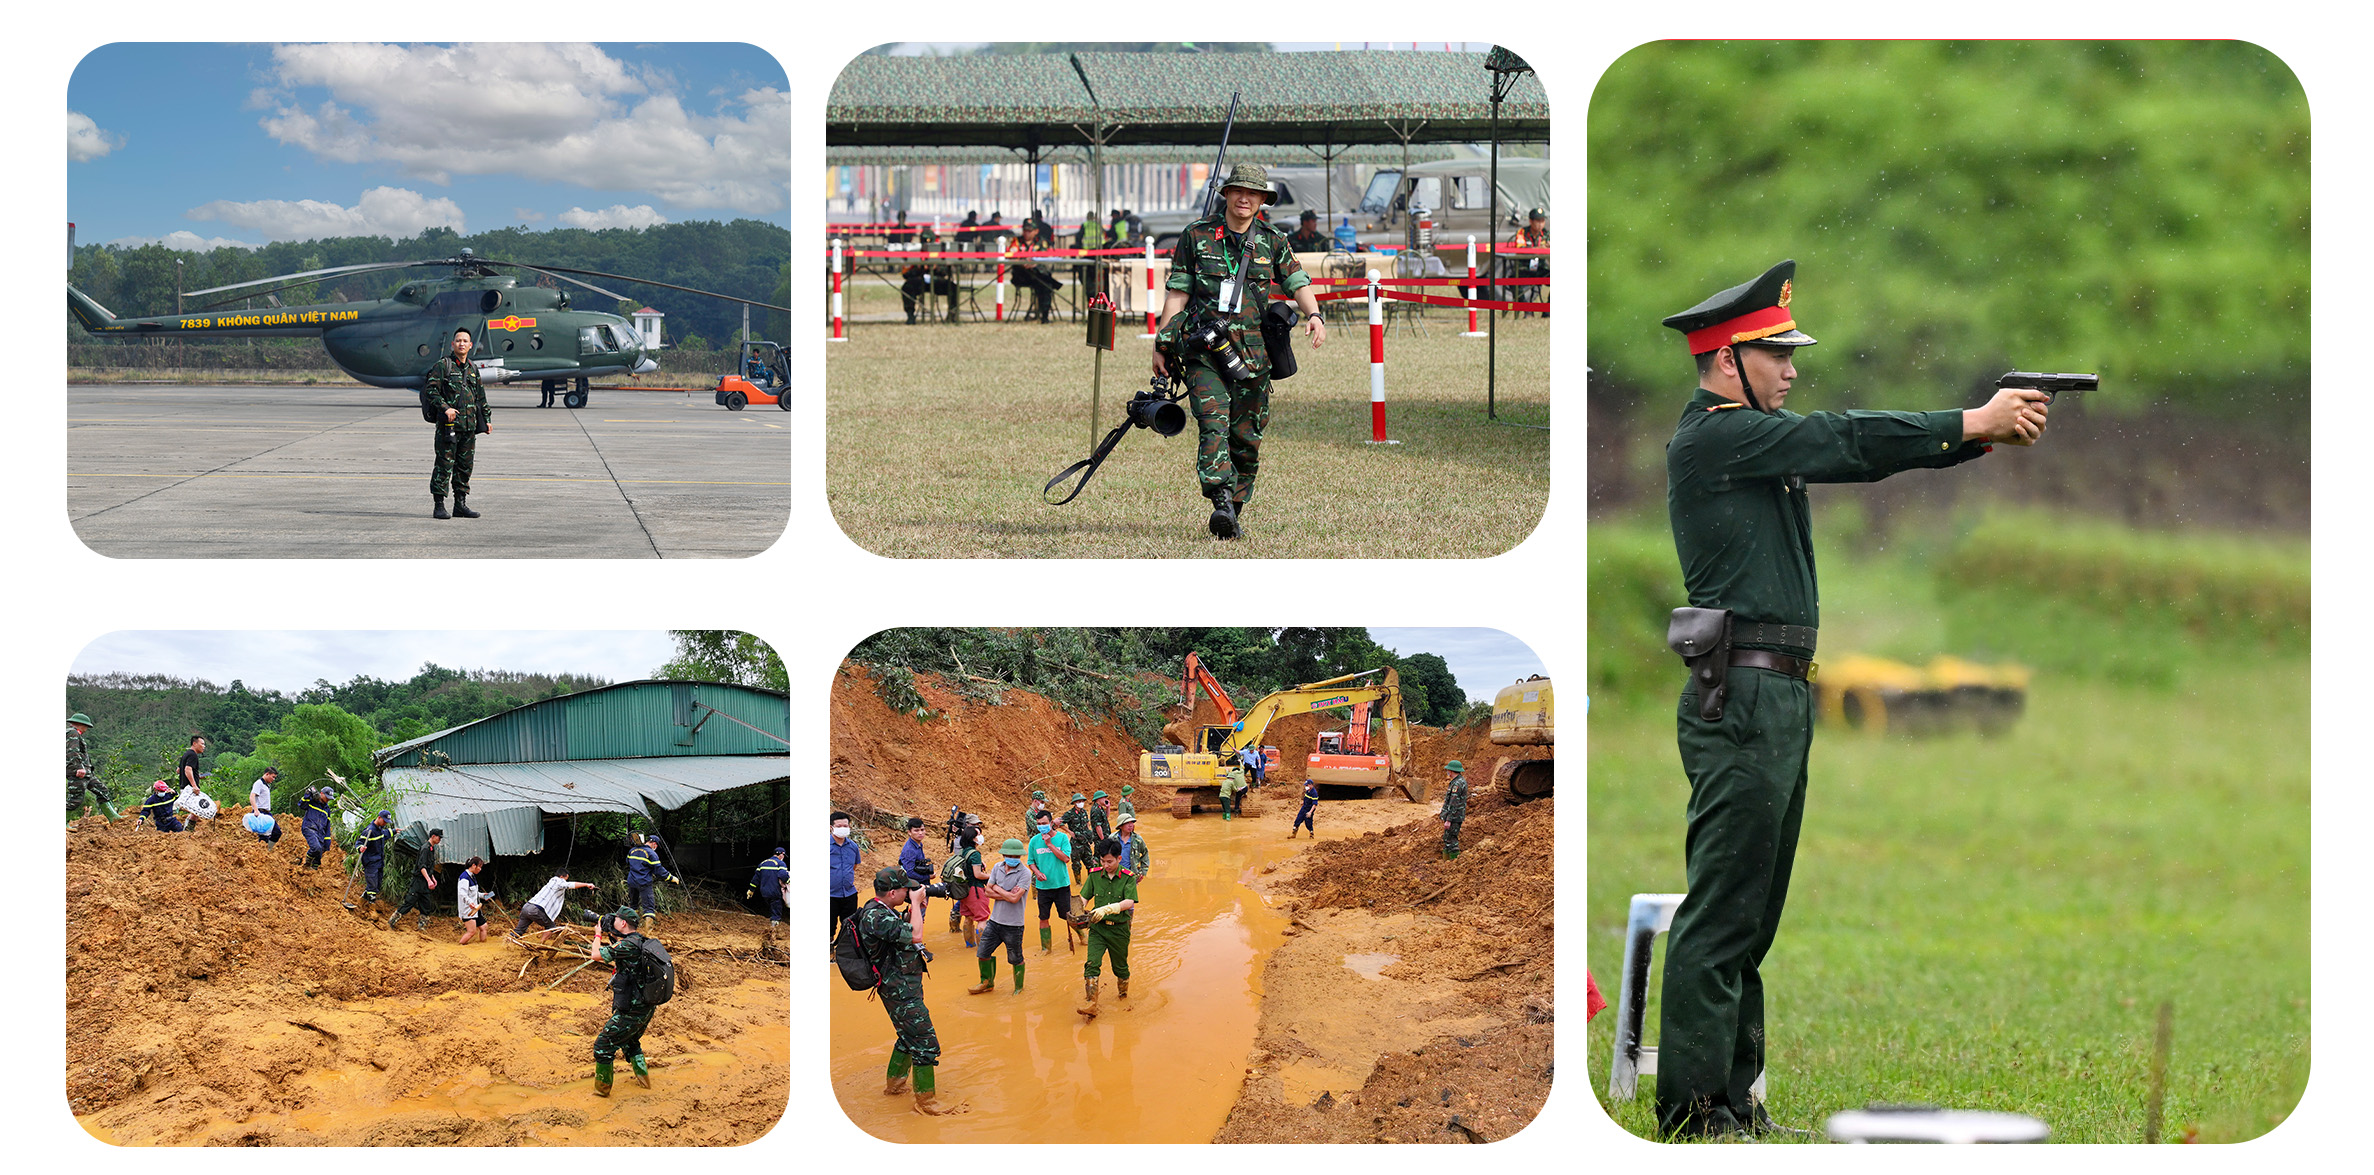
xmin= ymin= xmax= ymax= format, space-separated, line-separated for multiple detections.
xmin=1997 ymin=371 xmax=2097 ymax=403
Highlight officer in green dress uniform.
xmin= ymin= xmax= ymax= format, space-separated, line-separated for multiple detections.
xmin=1154 ymin=163 xmax=1329 ymax=539
xmin=1653 ymin=259 xmax=2051 ymax=1138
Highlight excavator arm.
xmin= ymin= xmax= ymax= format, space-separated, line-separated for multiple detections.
xmin=1181 ymin=652 xmax=1239 ymax=727
xmin=1217 ymin=668 xmax=1416 ymax=797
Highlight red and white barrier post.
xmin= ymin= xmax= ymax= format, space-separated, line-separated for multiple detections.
xmin=994 ymin=235 xmax=1008 ymax=322
xmin=829 ymin=238 xmax=847 ymax=343
xmin=1139 ymin=239 xmax=1159 ymax=339
xmin=1365 ymin=269 xmax=1398 ymax=446
xmin=1461 ymin=235 xmax=1487 ymax=338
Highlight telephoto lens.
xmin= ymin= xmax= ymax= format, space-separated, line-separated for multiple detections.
xmin=1126 ymin=390 xmax=1188 ymax=436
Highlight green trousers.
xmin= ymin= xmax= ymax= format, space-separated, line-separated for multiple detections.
xmin=1655 ymin=668 xmax=1812 ymax=1133
xmin=1083 ymin=920 xmax=1131 ymax=980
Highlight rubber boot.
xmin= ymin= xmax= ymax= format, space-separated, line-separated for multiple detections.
xmin=1448 ymin=848 xmax=1460 ymax=860
xmin=969 ymin=957 xmax=997 ymax=995
xmin=1077 ymin=978 xmax=1101 ymax=1019
xmin=913 ymin=1067 xmax=960 ymax=1116
xmin=1013 ymin=962 xmax=1026 ymax=992
xmin=593 ymin=1060 xmax=614 ymax=1097
xmin=451 ymin=495 xmax=479 ymax=519
xmin=432 ymin=495 xmax=450 ymax=519
xmin=1208 ymin=493 xmax=1238 ymax=539
xmin=630 ymin=1055 xmax=650 ymax=1088
xmin=1039 ymin=924 xmax=1052 ymax=954
xmin=883 ymin=1073 xmax=911 ymax=1095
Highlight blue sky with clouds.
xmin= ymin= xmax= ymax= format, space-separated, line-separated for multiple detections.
xmin=68 ymin=43 xmax=787 ymax=250
xmin=1368 ymin=628 xmax=1548 ymax=703
xmin=71 ymin=631 xmax=688 ymax=696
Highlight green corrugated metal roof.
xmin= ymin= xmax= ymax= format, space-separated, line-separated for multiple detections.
xmin=374 ymin=679 xmax=788 ymax=768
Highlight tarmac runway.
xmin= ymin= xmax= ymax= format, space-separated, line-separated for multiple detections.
xmin=67 ymin=384 xmax=790 ymax=558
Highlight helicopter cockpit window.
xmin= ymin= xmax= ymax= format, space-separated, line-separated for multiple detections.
xmin=599 ymin=325 xmax=622 ymax=351
xmin=580 ymin=326 xmax=615 ymax=353
xmin=427 ymin=292 xmax=485 ymax=318
xmin=612 ymin=321 xmax=642 ymax=349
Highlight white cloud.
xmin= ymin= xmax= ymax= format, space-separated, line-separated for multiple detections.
xmin=255 ymin=43 xmax=788 ymax=215
xmin=68 ymin=110 xmax=123 ymax=162
xmin=511 ymin=207 xmax=547 ymax=223
xmin=105 ymin=230 xmax=259 ymax=251
xmin=186 ymin=186 xmax=467 ymax=243
xmin=558 ymin=204 xmax=667 ymax=231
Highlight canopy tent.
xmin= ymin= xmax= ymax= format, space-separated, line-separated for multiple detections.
xmin=379 ymin=755 xmax=790 ymax=865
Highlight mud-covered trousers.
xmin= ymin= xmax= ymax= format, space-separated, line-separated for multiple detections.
xmin=593 ymin=1005 xmax=654 ymax=1062
xmin=876 ymin=974 xmax=941 ymax=1065
xmin=1655 ymin=667 xmax=1813 ymax=1133
xmin=1184 ymin=355 xmax=1270 ymax=506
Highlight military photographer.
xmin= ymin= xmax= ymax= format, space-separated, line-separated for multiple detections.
xmin=1152 ymin=163 xmax=1327 ymax=540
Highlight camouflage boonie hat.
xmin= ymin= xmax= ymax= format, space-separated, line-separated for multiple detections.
xmin=873 ymin=866 xmax=909 ymax=893
xmin=1031 ymin=789 xmax=1045 ymax=799
xmin=69 ymin=712 xmax=94 ymax=727
xmin=1218 ymin=162 xmax=1280 ymax=204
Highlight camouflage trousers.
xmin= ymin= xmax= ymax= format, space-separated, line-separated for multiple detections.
xmin=1443 ymin=818 xmax=1464 ymax=854
xmin=1083 ymin=920 xmax=1131 ymax=981
xmin=1184 ymin=356 xmax=1271 ymax=505
xmin=592 ymin=1004 xmax=654 ymax=1062
xmin=877 ymin=976 xmax=941 ymax=1065
xmin=430 ymin=425 xmax=477 ymax=497
xmin=66 ymin=777 xmax=110 ymax=810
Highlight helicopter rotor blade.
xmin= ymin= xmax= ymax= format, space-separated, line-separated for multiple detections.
xmin=494 ymin=261 xmax=790 ymax=314
xmin=183 ymin=260 xmax=436 ymax=299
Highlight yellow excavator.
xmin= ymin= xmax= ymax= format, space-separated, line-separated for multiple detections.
xmin=1143 ymin=657 xmax=1415 ymax=818
xmin=1483 ymin=674 xmax=1555 ymax=803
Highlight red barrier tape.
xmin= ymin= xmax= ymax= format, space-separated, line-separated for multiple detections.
xmin=1311 ymin=288 xmax=1550 ymax=314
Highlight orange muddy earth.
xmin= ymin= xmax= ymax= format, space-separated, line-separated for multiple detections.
xmin=66 ymin=819 xmax=788 ymax=1146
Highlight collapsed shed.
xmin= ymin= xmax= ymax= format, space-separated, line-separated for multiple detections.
xmin=371 ymin=680 xmax=790 ymax=867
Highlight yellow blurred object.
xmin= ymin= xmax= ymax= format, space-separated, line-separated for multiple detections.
xmin=1813 ymin=655 xmax=2028 ymax=736
xmin=1484 ymin=675 xmax=1554 ymax=802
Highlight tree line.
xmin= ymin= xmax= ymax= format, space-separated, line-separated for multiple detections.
xmin=67 ymin=220 xmax=791 ymax=352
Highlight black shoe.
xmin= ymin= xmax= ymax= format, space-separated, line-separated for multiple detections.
xmin=432 ymin=496 xmax=450 ymax=520
xmin=1741 ymin=1103 xmax=1814 ymax=1139
xmin=1207 ymin=496 xmax=1239 ymax=539
xmin=452 ymin=496 xmax=479 ymax=519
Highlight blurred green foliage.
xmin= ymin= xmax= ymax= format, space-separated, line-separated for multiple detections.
xmin=1589 ymin=41 xmax=2307 ymax=415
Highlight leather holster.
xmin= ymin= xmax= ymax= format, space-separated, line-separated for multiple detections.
xmin=1667 ymin=607 xmax=1733 ymax=722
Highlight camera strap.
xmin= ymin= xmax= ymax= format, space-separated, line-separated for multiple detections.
xmin=1042 ymin=386 xmax=1189 ymax=506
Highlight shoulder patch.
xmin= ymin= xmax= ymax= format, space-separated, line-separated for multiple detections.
xmin=1704 ymin=402 xmax=1745 ymax=412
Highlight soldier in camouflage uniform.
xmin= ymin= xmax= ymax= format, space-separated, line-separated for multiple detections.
xmin=1155 ymin=162 xmax=1329 ymax=539
xmin=1090 ymin=789 xmax=1113 ymax=845
xmin=1438 ymin=760 xmax=1471 ymax=859
xmin=1116 ymin=785 xmax=1136 ymax=822
xmin=1116 ymin=814 xmax=1150 ymax=883
xmin=423 ymin=327 xmax=492 ymax=520
xmin=591 ymin=906 xmax=658 ymax=1096
xmin=859 ymin=866 xmax=961 ymax=1115
xmin=66 ymin=713 xmax=114 ymax=820
xmin=1061 ymin=793 xmax=1094 ymax=887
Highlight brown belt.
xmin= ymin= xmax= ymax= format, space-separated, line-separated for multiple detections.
xmin=1730 ymin=650 xmax=1812 ymax=680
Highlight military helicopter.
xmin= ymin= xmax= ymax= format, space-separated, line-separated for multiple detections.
xmin=66 ymin=249 xmax=788 ymax=410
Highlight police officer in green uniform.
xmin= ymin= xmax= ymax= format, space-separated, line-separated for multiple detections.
xmin=858 ymin=866 xmax=961 ymax=1115
xmin=1653 ymin=260 xmax=2051 ymax=1138
xmin=66 ymin=713 xmax=114 ymax=821
xmin=1154 ymin=162 xmax=1329 ymax=539
xmin=1437 ymin=760 xmax=1469 ymax=858
xmin=424 ymin=326 xmax=491 ymax=520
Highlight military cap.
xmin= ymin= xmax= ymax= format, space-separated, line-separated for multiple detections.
xmin=1119 ymin=813 xmax=1137 ymax=828
xmin=1300 ymin=208 xmax=1320 ymax=221
xmin=1032 ymin=789 xmax=1046 ymax=799
xmin=773 ymin=846 xmax=787 ymax=857
xmin=1528 ymin=207 xmax=1547 ymax=220
xmin=375 ymin=810 xmax=392 ymax=822
xmin=69 ymin=712 xmax=94 ymax=727
xmin=873 ymin=866 xmax=910 ymax=893
xmin=612 ymin=905 xmax=641 ymax=924
xmin=1072 ymin=792 xmax=1088 ymax=802
xmin=1662 ymin=259 xmax=1817 ymax=355
xmin=1092 ymin=790 xmax=1109 ymax=800
xmin=1000 ymin=837 xmax=1028 ymax=856
xmin=1218 ymin=162 xmax=1281 ymax=204
xmin=1121 ymin=785 xmax=1134 ymax=795
xmin=1444 ymin=760 xmax=1465 ymax=772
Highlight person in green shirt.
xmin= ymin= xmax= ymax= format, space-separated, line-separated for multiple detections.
xmin=1653 ymin=259 xmax=2050 ymax=1140
xmin=1074 ymin=837 xmax=1140 ymax=1019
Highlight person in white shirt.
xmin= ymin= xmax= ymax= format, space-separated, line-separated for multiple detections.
xmin=514 ymin=869 xmax=597 ymax=942
xmin=248 ymin=767 xmax=277 ymax=815
xmin=456 ymin=857 xmax=492 ymax=944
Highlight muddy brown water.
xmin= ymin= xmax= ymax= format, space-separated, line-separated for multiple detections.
xmin=830 ymin=799 xmax=1366 ymax=1142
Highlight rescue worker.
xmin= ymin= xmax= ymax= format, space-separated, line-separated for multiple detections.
xmin=247 ymin=767 xmax=279 ymax=837
xmin=67 ymin=712 xmax=115 ymax=821
xmin=746 ymin=846 xmax=789 ymax=953
xmin=592 ymin=906 xmax=661 ymax=1097
xmin=626 ymin=832 xmax=679 ymax=932
xmin=1075 ymin=837 xmax=1140 ymax=1019
xmin=857 ymin=867 xmax=961 ymax=1115
xmin=1218 ymin=760 xmax=1247 ymax=821
xmin=898 ymin=817 xmax=935 ymax=927
xmin=389 ymin=828 xmax=444 ymax=932
xmin=1116 ymin=813 xmax=1150 ymax=881
xmin=1438 ymin=760 xmax=1470 ymax=859
xmin=140 ymin=780 xmax=185 ymax=832
xmin=969 ymin=838 xmax=1032 ymax=995
xmin=1027 ymin=811 xmax=1075 ymax=954
xmin=1117 ymin=785 xmax=1137 ymax=822
xmin=947 ymin=820 xmax=986 ymax=946
xmin=354 ymin=811 xmax=396 ymax=912
xmin=1289 ymin=776 xmax=1320 ymax=839
xmin=1089 ymin=789 xmax=1113 ymax=845
xmin=1061 ymin=793 xmax=1094 ymax=886
xmin=518 ymin=869 xmax=597 ymax=942
xmin=456 ymin=857 xmax=491 ymax=944
xmin=1026 ymin=788 xmax=1052 ymax=831
xmin=298 ymin=784 xmax=336 ymax=869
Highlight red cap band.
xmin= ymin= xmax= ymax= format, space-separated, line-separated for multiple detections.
xmin=1685 ymin=305 xmax=1796 ymax=354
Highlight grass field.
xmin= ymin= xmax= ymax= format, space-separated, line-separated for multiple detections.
xmin=825 ymin=281 xmax=1550 ymax=558
xmin=1587 ymin=521 xmax=2309 ymax=1144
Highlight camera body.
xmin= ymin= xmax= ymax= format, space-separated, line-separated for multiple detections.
xmin=1184 ymin=315 xmax=1258 ymax=384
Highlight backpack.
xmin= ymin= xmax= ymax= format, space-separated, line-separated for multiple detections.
xmin=418 ymin=389 xmax=446 ymax=424
xmin=833 ymin=903 xmax=885 ymax=991
xmin=635 ymin=937 xmax=676 ymax=1006
xmin=941 ymin=849 xmax=971 ymax=889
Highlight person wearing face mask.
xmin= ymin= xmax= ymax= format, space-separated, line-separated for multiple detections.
xmin=946 ymin=818 xmax=986 ymax=946
xmin=969 ymin=838 xmax=1034 ymax=994
xmin=829 ymin=811 xmax=863 ymax=954
xmin=899 ymin=817 xmax=935 ymax=927
xmin=1027 ymin=812 xmax=1075 ymax=954
xmin=1061 ymin=793 xmax=1094 ymax=887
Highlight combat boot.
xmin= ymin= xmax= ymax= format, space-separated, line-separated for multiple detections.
xmin=1207 ymin=494 xmax=1239 ymax=539
xmin=630 ymin=1055 xmax=650 ymax=1088
xmin=1077 ymin=978 xmax=1101 ymax=1019
xmin=593 ymin=1060 xmax=613 ymax=1097
xmin=432 ymin=496 xmax=450 ymax=519
xmin=451 ymin=495 xmax=479 ymax=519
